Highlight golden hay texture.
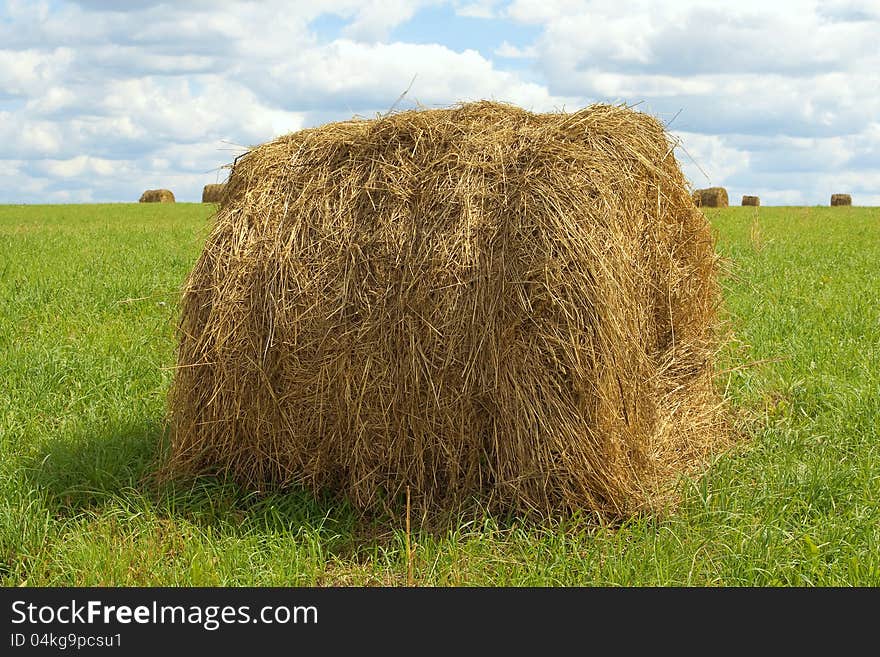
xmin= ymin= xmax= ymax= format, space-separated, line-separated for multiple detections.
xmin=202 ymin=183 xmax=226 ymax=204
xmin=139 ymin=189 xmax=175 ymax=203
xmin=693 ymin=187 xmax=729 ymax=208
xmin=831 ymin=193 xmax=852 ymax=206
xmin=741 ymin=195 xmax=760 ymax=207
xmin=166 ymin=101 xmax=727 ymax=519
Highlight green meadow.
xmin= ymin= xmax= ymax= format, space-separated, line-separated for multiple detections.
xmin=1 ymin=203 xmax=878 ymax=586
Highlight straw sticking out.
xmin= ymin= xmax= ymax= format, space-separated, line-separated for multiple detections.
xmin=165 ymin=101 xmax=728 ymax=520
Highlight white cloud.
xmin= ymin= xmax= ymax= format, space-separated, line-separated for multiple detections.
xmin=505 ymin=0 xmax=587 ymax=24
xmin=0 ymin=0 xmax=877 ymax=204
xmin=494 ymin=40 xmax=537 ymax=58
xmin=674 ymin=128 xmax=880 ymax=205
xmin=818 ymin=0 xmax=880 ymax=22
xmin=341 ymin=0 xmax=426 ymax=41
xmin=455 ymin=1 xmax=500 ymax=19
xmin=673 ymin=131 xmax=751 ymax=189
xmin=40 ymin=155 xmax=119 ymax=178
xmin=0 ymin=113 xmax=65 ymax=157
xmin=252 ymin=39 xmax=577 ymax=113
xmin=0 ymin=48 xmax=75 ymax=98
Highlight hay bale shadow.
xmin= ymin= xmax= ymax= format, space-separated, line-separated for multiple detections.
xmin=26 ymin=419 xmax=161 ymax=509
xmin=22 ymin=418 xmax=567 ymax=562
xmin=23 ymin=418 xmax=365 ymax=543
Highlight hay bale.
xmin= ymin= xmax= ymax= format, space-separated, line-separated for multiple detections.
xmin=202 ymin=183 xmax=226 ymax=204
xmin=831 ymin=193 xmax=852 ymax=206
xmin=166 ymin=102 xmax=727 ymax=519
xmin=139 ymin=189 xmax=175 ymax=203
xmin=693 ymin=187 xmax=728 ymax=208
xmin=741 ymin=195 xmax=760 ymax=207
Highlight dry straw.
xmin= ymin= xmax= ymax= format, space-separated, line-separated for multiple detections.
xmin=741 ymin=195 xmax=760 ymax=207
xmin=693 ymin=187 xmax=729 ymax=208
xmin=830 ymin=193 xmax=851 ymax=206
xmin=202 ymin=183 xmax=226 ymax=204
xmin=139 ymin=189 xmax=175 ymax=203
xmin=166 ymin=101 xmax=729 ymax=520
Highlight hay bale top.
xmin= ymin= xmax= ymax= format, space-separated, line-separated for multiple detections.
xmin=741 ymin=195 xmax=760 ymax=207
xmin=202 ymin=183 xmax=226 ymax=204
xmin=831 ymin=193 xmax=852 ymax=206
xmin=139 ymin=189 xmax=175 ymax=203
xmin=693 ymin=187 xmax=729 ymax=208
xmin=168 ymin=101 xmax=726 ymax=520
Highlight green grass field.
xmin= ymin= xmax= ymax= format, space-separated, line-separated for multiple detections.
xmin=1 ymin=203 xmax=878 ymax=586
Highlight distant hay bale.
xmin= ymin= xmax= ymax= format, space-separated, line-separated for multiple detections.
xmin=741 ymin=195 xmax=760 ymax=207
xmin=139 ymin=189 xmax=175 ymax=203
xmin=202 ymin=183 xmax=226 ymax=204
xmin=693 ymin=187 xmax=729 ymax=208
xmin=830 ymin=194 xmax=852 ymax=206
xmin=166 ymin=101 xmax=728 ymax=520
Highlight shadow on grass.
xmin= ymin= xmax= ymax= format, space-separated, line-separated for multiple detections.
xmin=23 ymin=417 xmax=596 ymax=558
xmin=22 ymin=418 xmax=378 ymax=553
xmin=26 ymin=418 xmax=160 ymax=509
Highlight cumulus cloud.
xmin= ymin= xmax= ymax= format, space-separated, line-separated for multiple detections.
xmin=0 ymin=48 xmax=75 ymax=99
xmin=673 ymin=131 xmax=751 ymax=188
xmin=455 ymin=0 xmax=501 ymax=19
xmin=503 ymin=0 xmax=879 ymax=203
xmin=340 ymin=0 xmax=429 ymax=41
xmin=494 ymin=40 xmax=537 ymax=58
xmin=250 ymin=39 xmax=576 ymax=113
xmin=0 ymin=0 xmax=876 ymax=204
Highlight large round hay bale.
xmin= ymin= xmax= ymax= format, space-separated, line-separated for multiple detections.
xmin=202 ymin=183 xmax=226 ymax=204
xmin=741 ymin=195 xmax=760 ymax=207
xmin=693 ymin=187 xmax=728 ymax=208
xmin=139 ymin=189 xmax=175 ymax=203
xmin=167 ymin=102 xmax=727 ymax=519
xmin=830 ymin=193 xmax=851 ymax=206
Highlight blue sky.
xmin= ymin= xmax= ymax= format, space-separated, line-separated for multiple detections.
xmin=1 ymin=0 xmax=878 ymax=204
